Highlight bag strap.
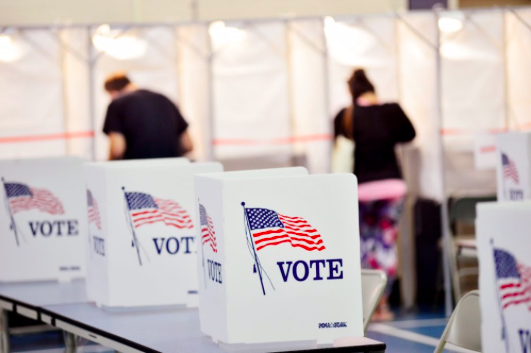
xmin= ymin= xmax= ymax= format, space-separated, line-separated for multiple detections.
xmin=343 ymin=105 xmax=354 ymax=140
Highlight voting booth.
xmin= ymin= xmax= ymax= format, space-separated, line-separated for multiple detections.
xmin=84 ymin=160 xmax=223 ymax=308
xmin=194 ymin=167 xmax=363 ymax=345
xmin=496 ymin=132 xmax=531 ymax=201
xmin=0 ymin=157 xmax=86 ymax=282
xmin=476 ymin=202 xmax=531 ymax=353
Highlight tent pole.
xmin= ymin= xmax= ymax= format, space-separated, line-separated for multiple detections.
xmin=320 ymin=18 xmax=332 ymax=173
xmin=207 ymin=24 xmax=216 ymax=162
xmin=57 ymin=31 xmax=71 ymax=155
xmin=394 ymin=13 xmax=416 ymax=311
xmin=174 ymin=27 xmax=182 ymax=105
xmin=510 ymin=8 xmax=531 ymax=33
xmin=434 ymin=8 xmax=454 ymax=317
xmin=502 ymin=9 xmax=511 ymax=130
xmin=87 ymin=27 xmax=97 ymax=161
xmin=284 ymin=22 xmax=297 ymax=167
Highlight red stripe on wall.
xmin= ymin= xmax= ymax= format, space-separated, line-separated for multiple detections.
xmin=213 ymin=134 xmax=332 ymax=146
xmin=0 ymin=131 xmax=95 ymax=144
xmin=440 ymin=128 xmax=509 ymax=136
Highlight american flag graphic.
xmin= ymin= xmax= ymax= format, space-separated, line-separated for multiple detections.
xmin=87 ymin=189 xmax=101 ymax=230
xmin=124 ymin=191 xmax=193 ymax=229
xmin=4 ymin=182 xmax=64 ymax=215
xmin=199 ymin=204 xmax=217 ymax=252
xmin=502 ymin=153 xmax=519 ymax=184
xmin=245 ymin=207 xmax=325 ymax=252
xmin=494 ymin=248 xmax=531 ymax=311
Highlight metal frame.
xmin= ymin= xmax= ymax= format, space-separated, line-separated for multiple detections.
xmin=433 ymin=7 xmax=454 ymax=318
xmin=0 ymin=309 xmax=9 ymax=353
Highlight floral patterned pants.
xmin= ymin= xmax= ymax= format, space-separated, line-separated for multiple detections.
xmin=359 ymin=196 xmax=405 ymax=296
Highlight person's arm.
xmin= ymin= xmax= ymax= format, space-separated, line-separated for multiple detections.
xmin=392 ymin=104 xmax=416 ymax=143
xmin=109 ymin=132 xmax=126 ymax=160
xmin=180 ymin=130 xmax=193 ymax=154
xmin=333 ymin=108 xmax=347 ymax=139
xmin=172 ymin=103 xmax=193 ymax=155
xmin=103 ymin=102 xmax=127 ymax=160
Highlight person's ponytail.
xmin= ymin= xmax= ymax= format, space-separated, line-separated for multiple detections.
xmin=348 ymin=69 xmax=375 ymax=104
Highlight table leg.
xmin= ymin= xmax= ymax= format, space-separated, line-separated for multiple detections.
xmin=0 ymin=309 xmax=9 ymax=353
xmin=63 ymin=331 xmax=77 ymax=353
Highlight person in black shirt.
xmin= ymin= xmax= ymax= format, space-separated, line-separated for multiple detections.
xmin=102 ymin=72 xmax=193 ymax=160
xmin=334 ymin=69 xmax=415 ymax=321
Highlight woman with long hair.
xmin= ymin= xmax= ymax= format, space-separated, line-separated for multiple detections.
xmin=334 ymin=69 xmax=416 ymax=321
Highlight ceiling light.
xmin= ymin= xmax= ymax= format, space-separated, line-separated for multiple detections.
xmin=91 ymin=24 xmax=146 ymax=60
xmin=0 ymin=34 xmax=25 ymax=62
xmin=209 ymin=21 xmax=245 ymax=47
xmin=438 ymin=13 xmax=464 ymax=33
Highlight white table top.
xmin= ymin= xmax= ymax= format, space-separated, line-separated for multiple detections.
xmin=0 ymin=280 xmax=385 ymax=353
xmin=0 ymin=279 xmax=87 ymax=307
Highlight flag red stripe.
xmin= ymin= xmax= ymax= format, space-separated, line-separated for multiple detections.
xmin=279 ymin=218 xmax=311 ymax=226
xmin=134 ymin=217 xmax=193 ymax=229
xmin=500 ymin=288 xmax=530 ymax=300
xmin=131 ymin=209 xmax=158 ymax=217
xmin=201 ymin=222 xmax=217 ymax=252
xmin=280 ymin=219 xmax=314 ymax=228
xmin=158 ymin=212 xmax=192 ymax=222
xmin=256 ymin=239 xmax=325 ymax=251
xmin=502 ymin=286 xmax=528 ymax=299
xmin=202 ymin=232 xmax=216 ymax=241
xmin=253 ymin=228 xmax=321 ymax=240
xmin=283 ymin=224 xmax=317 ymax=233
xmin=202 ymin=233 xmax=217 ymax=246
xmin=131 ymin=204 xmax=189 ymax=217
xmin=10 ymin=193 xmax=64 ymax=215
xmin=500 ymin=283 xmax=521 ymax=290
xmin=254 ymin=233 xmax=323 ymax=246
xmin=133 ymin=217 xmax=193 ymax=228
xmin=132 ymin=210 xmax=192 ymax=223
xmin=133 ymin=214 xmax=191 ymax=225
xmin=502 ymin=296 xmax=531 ymax=309
xmin=278 ymin=214 xmax=304 ymax=221
xmin=138 ymin=218 xmax=193 ymax=228
xmin=278 ymin=217 xmax=309 ymax=225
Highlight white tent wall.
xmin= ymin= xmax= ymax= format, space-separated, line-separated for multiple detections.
xmin=289 ymin=19 xmax=331 ymax=174
xmin=506 ymin=8 xmax=531 ymax=130
xmin=326 ymin=15 xmax=400 ymax=117
xmin=440 ymin=9 xmax=504 ymax=196
xmin=92 ymin=26 xmax=181 ymax=161
xmin=397 ymin=13 xmax=441 ymax=202
xmin=176 ymin=25 xmax=212 ymax=162
xmin=0 ymin=30 xmax=66 ymax=159
xmin=211 ymin=21 xmax=292 ymax=166
xmin=396 ymin=12 xmax=440 ymax=308
xmin=61 ymin=28 xmax=92 ymax=159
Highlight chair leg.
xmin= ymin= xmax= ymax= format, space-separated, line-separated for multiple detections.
xmin=0 ymin=309 xmax=9 ymax=353
xmin=434 ymin=314 xmax=453 ymax=353
xmin=63 ymin=331 xmax=77 ymax=353
xmin=446 ymin=236 xmax=462 ymax=302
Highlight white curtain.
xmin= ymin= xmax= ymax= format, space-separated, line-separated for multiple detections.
xmin=441 ymin=10 xmax=504 ymax=196
xmin=211 ymin=21 xmax=291 ymax=161
xmin=289 ymin=19 xmax=330 ymax=174
xmin=1 ymin=9 xmax=531 ymax=198
xmin=398 ymin=12 xmax=442 ymax=201
xmin=176 ymin=25 xmax=211 ymax=162
xmin=327 ymin=15 xmax=400 ymax=117
xmin=92 ymin=26 xmax=180 ymax=161
xmin=0 ymin=30 xmax=65 ymax=159
xmin=506 ymin=8 xmax=531 ymax=130
xmin=61 ymin=28 xmax=92 ymax=160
